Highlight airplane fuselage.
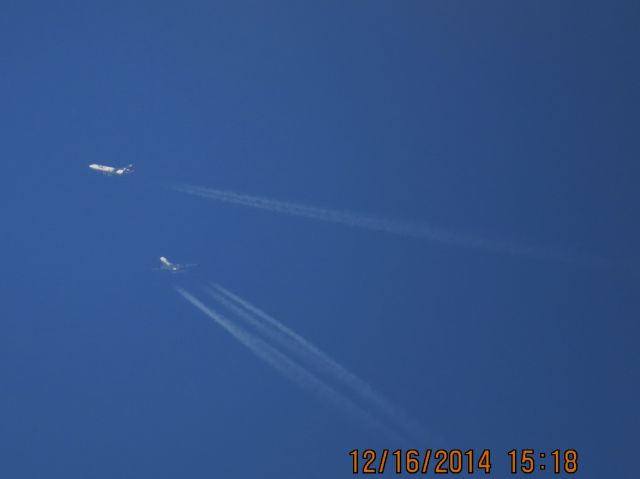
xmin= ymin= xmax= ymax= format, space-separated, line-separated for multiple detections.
xmin=89 ymin=164 xmax=132 ymax=176
xmin=159 ymin=256 xmax=178 ymax=271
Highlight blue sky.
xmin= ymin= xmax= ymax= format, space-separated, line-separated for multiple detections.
xmin=1 ymin=1 xmax=638 ymax=477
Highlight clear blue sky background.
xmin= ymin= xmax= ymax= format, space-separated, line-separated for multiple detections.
xmin=1 ymin=1 xmax=638 ymax=477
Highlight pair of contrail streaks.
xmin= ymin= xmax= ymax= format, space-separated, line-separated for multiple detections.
xmin=176 ymin=287 xmax=405 ymax=442
xmin=173 ymin=184 xmax=609 ymax=267
xmin=174 ymin=183 xmax=457 ymax=241
xmin=208 ymin=283 xmax=426 ymax=441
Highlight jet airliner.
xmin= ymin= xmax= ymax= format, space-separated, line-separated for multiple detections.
xmin=89 ymin=163 xmax=134 ymax=176
xmin=156 ymin=256 xmax=197 ymax=273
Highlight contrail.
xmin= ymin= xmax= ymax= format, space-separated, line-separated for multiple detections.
xmin=176 ymin=287 xmax=402 ymax=440
xmin=173 ymin=183 xmax=460 ymax=241
xmin=207 ymin=283 xmax=428 ymax=442
xmin=173 ymin=183 xmax=610 ymax=266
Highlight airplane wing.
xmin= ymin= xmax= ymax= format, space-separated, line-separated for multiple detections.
xmin=152 ymin=265 xmax=196 ymax=273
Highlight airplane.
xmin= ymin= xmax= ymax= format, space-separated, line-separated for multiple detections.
xmin=155 ymin=256 xmax=197 ymax=273
xmin=89 ymin=163 xmax=134 ymax=176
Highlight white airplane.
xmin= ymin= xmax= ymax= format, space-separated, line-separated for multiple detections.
xmin=89 ymin=163 xmax=134 ymax=176
xmin=155 ymin=256 xmax=197 ymax=273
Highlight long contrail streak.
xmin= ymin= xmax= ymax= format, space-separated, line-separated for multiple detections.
xmin=176 ymin=287 xmax=400 ymax=440
xmin=207 ymin=283 xmax=427 ymax=441
xmin=173 ymin=183 xmax=608 ymax=266
xmin=174 ymin=183 xmax=459 ymax=241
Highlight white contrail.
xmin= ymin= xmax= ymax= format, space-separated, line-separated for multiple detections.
xmin=172 ymin=183 xmax=608 ymax=266
xmin=207 ymin=283 xmax=427 ymax=442
xmin=174 ymin=183 xmax=460 ymax=241
xmin=205 ymin=286 xmax=310 ymax=362
xmin=176 ymin=287 xmax=400 ymax=440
